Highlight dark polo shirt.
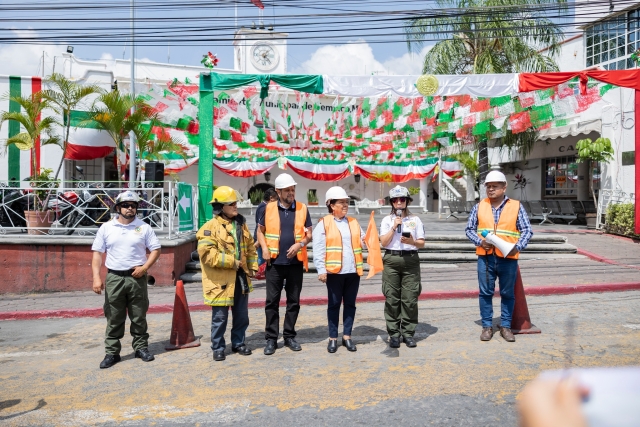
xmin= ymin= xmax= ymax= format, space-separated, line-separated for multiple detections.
xmin=258 ymin=200 xmax=312 ymax=265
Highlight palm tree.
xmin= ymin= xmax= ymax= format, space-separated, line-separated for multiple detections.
xmin=87 ymin=91 xmax=157 ymax=183
xmin=405 ymin=0 xmax=568 ymax=190
xmin=0 ymin=93 xmax=61 ymax=181
xmin=133 ymin=123 xmax=189 ymax=181
xmin=40 ymin=73 xmax=104 ymax=180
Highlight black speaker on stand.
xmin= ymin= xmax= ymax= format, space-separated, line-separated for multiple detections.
xmin=145 ymin=162 xmax=165 ymax=188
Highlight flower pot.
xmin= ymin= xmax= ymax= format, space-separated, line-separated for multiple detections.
xmin=307 ymin=202 xmax=318 ymax=206
xmin=25 ymin=210 xmax=54 ymax=235
xmin=585 ymin=213 xmax=597 ymax=229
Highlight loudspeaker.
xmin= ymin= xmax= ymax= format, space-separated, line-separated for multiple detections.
xmin=481 ymin=231 xmax=516 ymax=258
xmin=145 ymin=162 xmax=164 ymax=188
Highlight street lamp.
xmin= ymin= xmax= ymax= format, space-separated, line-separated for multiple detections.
xmin=264 ymin=171 xmax=271 ymax=182
xmin=354 ymin=174 xmax=361 ymax=183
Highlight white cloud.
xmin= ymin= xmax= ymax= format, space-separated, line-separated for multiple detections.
xmin=0 ymin=29 xmax=114 ymax=77
xmin=291 ymin=41 xmax=431 ymax=76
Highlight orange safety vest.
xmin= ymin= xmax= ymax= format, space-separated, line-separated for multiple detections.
xmin=476 ymin=198 xmax=521 ymax=260
xmin=322 ymin=215 xmax=364 ymax=276
xmin=264 ymin=201 xmax=309 ymax=271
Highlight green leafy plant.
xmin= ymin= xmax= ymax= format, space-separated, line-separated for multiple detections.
xmin=0 ymin=92 xmax=61 ymax=180
xmin=40 ymin=73 xmax=104 ymax=180
xmin=408 ymin=186 xmax=420 ymax=196
xmin=606 ymin=203 xmax=639 ymax=238
xmin=405 ymin=0 xmax=566 ymax=194
xmin=307 ymin=189 xmax=318 ymax=204
xmin=249 ymin=189 xmax=264 ymax=205
xmin=28 ymin=168 xmax=60 ymax=211
xmin=134 ymin=123 xmax=188 ymax=181
xmin=87 ymin=91 xmax=157 ymax=183
xmin=576 ymin=137 xmax=614 ymax=205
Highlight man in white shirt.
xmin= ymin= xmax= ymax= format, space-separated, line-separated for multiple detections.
xmin=91 ymin=191 xmax=161 ymax=369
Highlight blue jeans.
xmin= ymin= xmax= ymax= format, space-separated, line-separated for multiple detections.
xmin=210 ymin=275 xmax=249 ymax=351
xmin=326 ymin=273 xmax=360 ymax=338
xmin=477 ymin=255 xmax=518 ymax=328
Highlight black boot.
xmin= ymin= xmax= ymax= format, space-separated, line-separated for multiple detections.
xmin=134 ymin=348 xmax=155 ymax=362
xmin=100 ymin=354 xmax=121 ymax=369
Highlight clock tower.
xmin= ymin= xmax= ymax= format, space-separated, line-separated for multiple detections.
xmin=233 ymin=28 xmax=288 ymax=74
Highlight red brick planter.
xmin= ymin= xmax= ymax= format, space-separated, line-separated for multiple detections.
xmin=0 ymin=235 xmax=196 ymax=294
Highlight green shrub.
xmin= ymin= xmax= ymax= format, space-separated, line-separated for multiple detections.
xmin=606 ymin=202 xmax=639 ymax=238
xmin=248 ymin=189 xmax=264 ymax=205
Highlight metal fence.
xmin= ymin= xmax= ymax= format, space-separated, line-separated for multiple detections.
xmin=596 ymin=189 xmax=636 ymax=230
xmin=0 ymin=180 xmax=197 ymax=238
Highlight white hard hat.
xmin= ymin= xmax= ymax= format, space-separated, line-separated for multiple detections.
xmin=115 ymin=190 xmax=140 ymax=205
xmin=274 ymin=173 xmax=297 ymax=189
xmin=389 ymin=185 xmax=411 ymax=199
xmin=325 ymin=186 xmax=349 ymax=205
xmin=484 ymin=171 xmax=507 ymax=184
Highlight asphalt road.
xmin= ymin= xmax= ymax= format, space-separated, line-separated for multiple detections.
xmin=1 ymin=291 xmax=639 ymax=426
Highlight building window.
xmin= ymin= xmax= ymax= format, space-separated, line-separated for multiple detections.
xmin=544 ymin=156 xmax=579 ymax=198
xmin=585 ymin=8 xmax=640 ymax=69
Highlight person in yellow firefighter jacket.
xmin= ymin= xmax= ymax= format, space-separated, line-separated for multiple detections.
xmin=465 ymin=171 xmax=533 ymax=343
xmin=312 ymin=186 xmax=367 ymax=354
xmin=196 ymin=186 xmax=258 ymax=362
xmin=256 ymin=173 xmax=313 ymax=355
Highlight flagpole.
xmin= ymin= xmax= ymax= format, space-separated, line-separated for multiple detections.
xmin=129 ymin=0 xmax=137 ymax=188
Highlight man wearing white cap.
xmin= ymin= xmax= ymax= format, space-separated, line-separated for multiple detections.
xmin=465 ymin=171 xmax=533 ymax=342
xmin=256 ymin=173 xmax=313 ymax=355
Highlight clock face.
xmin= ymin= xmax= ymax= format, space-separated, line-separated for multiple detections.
xmin=251 ymin=43 xmax=279 ymax=71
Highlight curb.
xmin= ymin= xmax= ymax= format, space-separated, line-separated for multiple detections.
xmin=2 ymin=282 xmax=640 ymax=321
xmin=576 ymin=248 xmax=640 ymax=271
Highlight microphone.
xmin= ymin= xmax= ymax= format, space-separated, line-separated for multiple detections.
xmin=396 ymin=209 xmax=402 ymax=234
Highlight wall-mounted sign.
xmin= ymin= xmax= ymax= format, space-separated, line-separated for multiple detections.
xmin=556 ymin=176 xmax=567 ymax=184
xmin=558 ymin=145 xmax=575 ymax=152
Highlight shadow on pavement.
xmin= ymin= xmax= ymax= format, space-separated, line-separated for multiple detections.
xmin=414 ymin=323 xmax=439 ymax=342
xmin=0 ymin=399 xmax=46 ymax=421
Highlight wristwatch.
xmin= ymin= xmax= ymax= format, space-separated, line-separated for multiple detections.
xmin=300 ymin=241 xmax=306 ymax=247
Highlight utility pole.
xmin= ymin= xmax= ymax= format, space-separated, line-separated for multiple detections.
xmin=129 ymin=0 xmax=137 ymax=188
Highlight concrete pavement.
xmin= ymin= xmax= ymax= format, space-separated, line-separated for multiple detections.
xmin=2 ymin=226 xmax=640 ymax=318
xmin=0 ymin=292 xmax=639 ymax=426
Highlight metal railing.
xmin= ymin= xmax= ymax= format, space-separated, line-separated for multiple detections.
xmin=596 ymin=189 xmax=635 ymax=230
xmin=0 ymin=180 xmax=197 ymax=238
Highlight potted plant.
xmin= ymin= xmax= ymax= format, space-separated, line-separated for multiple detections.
xmin=307 ymin=189 xmax=318 ymax=206
xmin=408 ymin=187 xmax=420 ymax=196
xmin=249 ymin=189 xmax=264 ymax=206
xmin=576 ymin=137 xmax=614 ymax=228
xmin=23 ymin=168 xmax=60 ymax=234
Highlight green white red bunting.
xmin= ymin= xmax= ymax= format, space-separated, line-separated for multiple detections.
xmin=132 ymin=75 xmax=614 ymax=181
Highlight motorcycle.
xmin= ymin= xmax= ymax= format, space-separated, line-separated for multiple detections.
xmin=48 ymin=167 xmax=118 ymax=235
xmin=0 ymin=181 xmax=27 ymax=230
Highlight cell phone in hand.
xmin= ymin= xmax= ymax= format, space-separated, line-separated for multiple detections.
xmin=402 ymin=232 xmax=411 ymax=238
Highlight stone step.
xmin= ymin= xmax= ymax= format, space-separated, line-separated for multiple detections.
xmin=180 ymin=253 xmax=586 ymax=283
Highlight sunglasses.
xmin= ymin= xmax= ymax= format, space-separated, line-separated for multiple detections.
xmin=119 ymin=203 xmax=137 ymax=209
xmin=391 ymin=197 xmax=407 ymax=203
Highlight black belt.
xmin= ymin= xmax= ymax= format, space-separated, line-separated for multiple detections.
xmin=385 ymin=250 xmax=418 ymax=256
xmin=108 ymin=268 xmax=135 ymax=277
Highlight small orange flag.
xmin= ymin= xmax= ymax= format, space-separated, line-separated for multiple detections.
xmin=364 ymin=211 xmax=383 ymax=279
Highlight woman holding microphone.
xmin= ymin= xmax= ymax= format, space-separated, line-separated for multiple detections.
xmin=313 ymin=186 xmax=366 ymax=354
xmin=379 ymin=185 xmax=425 ymax=349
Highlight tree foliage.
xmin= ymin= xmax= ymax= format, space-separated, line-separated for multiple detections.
xmin=0 ymin=93 xmax=60 ymax=179
xmin=40 ymin=73 xmax=104 ymax=180
xmin=405 ymin=0 xmax=568 ymax=75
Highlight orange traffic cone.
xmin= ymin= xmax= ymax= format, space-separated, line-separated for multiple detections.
xmin=511 ymin=267 xmax=541 ymax=335
xmin=165 ymin=280 xmax=201 ymax=350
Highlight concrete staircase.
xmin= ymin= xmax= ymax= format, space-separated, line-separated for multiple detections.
xmin=180 ymin=234 xmax=578 ymax=283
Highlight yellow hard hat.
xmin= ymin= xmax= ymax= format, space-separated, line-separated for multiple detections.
xmin=210 ymin=186 xmax=239 ymax=204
